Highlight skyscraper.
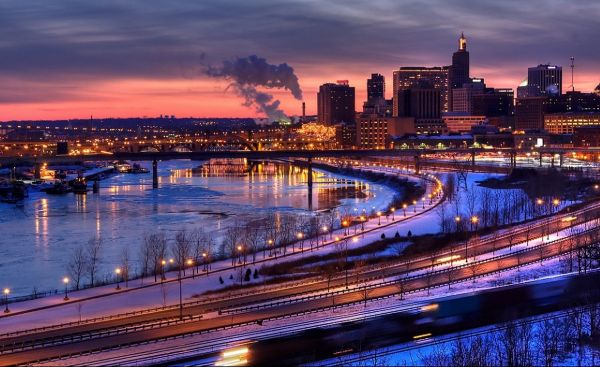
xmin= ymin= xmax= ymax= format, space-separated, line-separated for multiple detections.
xmin=392 ymin=66 xmax=449 ymax=115
xmin=527 ymin=64 xmax=562 ymax=97
xmin=317 ymin=81 xmax=356 ymax=125
xmin=448 ymin=33 xmax=470 ymax=111
xmin=363 ymin=73 xmax=388 ymax=115
xmin=367 ymin=73 xmax=385 ymax=102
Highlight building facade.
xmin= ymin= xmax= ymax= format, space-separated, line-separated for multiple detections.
xmin=317 ymin=81 xmax=356 ymax=125
xmin=544 ymin=112 xmax=600 ymax=134
xmin=392 ymin=66 xmax=449 ymax=115
xmin=515 ymin=97 xmax=546 ymax=130
xmin=527 ymin=64 xmax=562 ymax=97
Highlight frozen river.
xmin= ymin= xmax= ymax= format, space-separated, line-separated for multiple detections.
xmin=0 ymin=160 xmax=396 ymax=297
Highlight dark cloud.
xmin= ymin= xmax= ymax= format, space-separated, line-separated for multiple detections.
xmin=0 ymin=0 xmax=598 ymax=105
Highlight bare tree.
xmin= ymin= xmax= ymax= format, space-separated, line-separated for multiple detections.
xmin=86 ymin=237 xmax=102 ymax=287
xmin=146 ymin=232 xmax=168 ymax=282
xmin=174 ymin=229 xmax=192 ymax=276
xmin=120 ymin=246 xmax=131 ymax=288
xmin=67 ymin=245 xmax=86 ymax=290
xmin=139 ymin=236 xmax=152 ymax=284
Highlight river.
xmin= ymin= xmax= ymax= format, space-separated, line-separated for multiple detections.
xmin=0 ymin=160 xmax=397 ymax=296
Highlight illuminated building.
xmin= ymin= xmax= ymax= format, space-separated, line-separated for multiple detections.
xmin=527 ymin=64 xmax=562 ymax=97
xmin=356 ymin=115 xmax=415 ymax=148
xmin=449 ymin=33 xmax=470 ymax=111
xmin=544 ymin=112 xmax=600 ymax=134
xmin=393 ymin=66 xmax=449 ymax=115
xmin=317 ymin=81 xmax=356 ymax=125
xmin=442 ymin=113 xmax=486 ymax=133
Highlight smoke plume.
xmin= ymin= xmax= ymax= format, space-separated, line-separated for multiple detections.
xmin=206 ymin=55 xmax=303 ymax=121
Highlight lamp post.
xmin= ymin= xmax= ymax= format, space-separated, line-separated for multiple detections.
xmin=115 ymin=267 xmax=122 ymax=290
xmin=391 ymin=207 xmax=395 ymax=221
xmin=321 ymin=226 xmax=328 ymax=246
xmin=455 ymin=216 xmax=461 ymax=232
xmin=413 ymin=200 xmax=417 ymax=213
xmin=402 ymin=204 xmax=407 ymax=217
xmin=202 ymin=252 xmax=208 ymax=274
xmin=297 ymin=232 xmax=304 ymax=251
xmin=3 ymin=288 xmax=9 ymax=313
xmin=422 ymin=197 xmax=426 ymax=209
xmin=186 ymin=259 xmax=193 ymax=277
xmin=342 ymin=220 xmax=348 ymax=236
xmin=63 ymin=277 xmax=70 ymax=301
xmin=377 ymin=211 xmax=382 ymax=225
xmin=161 ymin=259 xmax=167 ymax=281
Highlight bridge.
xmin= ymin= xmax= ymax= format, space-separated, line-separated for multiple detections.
xmin=1 ymin=147 xmax=597 ymax=189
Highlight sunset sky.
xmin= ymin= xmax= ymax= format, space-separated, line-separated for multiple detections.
xmin=0 ymin=0 xmax=598 ymax=121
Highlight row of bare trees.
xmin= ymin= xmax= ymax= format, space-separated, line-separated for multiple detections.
xmin=437 ymin=177 xmax=566 ymax=234
xmin=422 ymin=304 xmax=600 ymax=367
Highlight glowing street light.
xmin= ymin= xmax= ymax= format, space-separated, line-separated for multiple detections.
xmin=391 ymin=207 xmax=396 ymax=220
xmin=377 ymin=211 xmax=382 ymax=225
xmin=402 ymin=203 xmax=407 ymax=217
xmin=3 ymin=288 xmax=9 ymax=313
xmin=63 ymin=277 xmax=70 ymax=301
xmin=412 ymin=200 xmax=417 ymax=213
xmin=115 ymin=267 xmax=122 ymax=290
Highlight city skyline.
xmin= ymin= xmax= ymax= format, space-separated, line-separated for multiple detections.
xmin=0 ymin=0 xmax=599 ymax=121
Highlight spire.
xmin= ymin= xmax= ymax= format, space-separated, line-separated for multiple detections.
xmin=459 ymin=32 xmax=467 ymax=51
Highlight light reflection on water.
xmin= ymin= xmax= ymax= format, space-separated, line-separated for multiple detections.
xmin=0 ymin=160 xmax=395 ymax=296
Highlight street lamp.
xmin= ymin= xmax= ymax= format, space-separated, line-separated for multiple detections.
xmin=115 ymin=267 xmax=122 ymax=290
xmin=391 ymin=207 xmax=395 ymax=220
xmin=322 ymin=226 xmax=328 ymax=245
xmin=63 ymin=277 xmax=70 ymax=301
xmin=376 ymin=211 xmax=382 ymax=225
xmin=402 ymin=203 xmax=407 ymax=217
xmin=471 ymin=216 xmax=479 ymax=232
xmin=186 ymin=259 xmax=193 ymax=276
xmin=297 ymin=232 xmax=304 ymax=251
xmin=202 ymin=252 xmax=208 ymax=273
xmin=161 ymin=259 xmax=167 ymax=281
xmin=3 ymin=288 xmax=9 ymax=313
xmin=422 ymin=197 xmax=426 ymax=209
xmin=455 ymin=216 xmax=461 ymax=232
xmin=412 ymin=200 xmax=417 ymax=213
xmin=342 ymin=220 xmax=348 ymax=235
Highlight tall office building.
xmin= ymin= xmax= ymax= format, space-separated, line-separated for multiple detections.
xmin=397 ymin=84 xmax=445 ymax=134
xmin=392 ymin=66 xmax=449 ymax=115
xmin=449 ymin=33 xmax=470 ymax=111
xmin=527 ymin=64 xmax=562 ymax=97
xmin=363 ymin=74 xmax=388 ymax=116
xmin=317 ymin=81 xmax=356 ymax=125
xmin=367 ymin=73 xmax=385 ymax=102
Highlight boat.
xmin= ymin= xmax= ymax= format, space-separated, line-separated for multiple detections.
xmin=129 ymin=163 xmax=149 ymax=174
xmin=114 ymin=161 xmax=132 ymax=173
xmin=70 ymin=173 xmax=88 ymax=194
xmin=43 ymin=181 xmax=72 ymax=195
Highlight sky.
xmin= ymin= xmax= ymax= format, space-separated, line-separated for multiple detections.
xmin=0 ymin=0 xmax=599 ymax=121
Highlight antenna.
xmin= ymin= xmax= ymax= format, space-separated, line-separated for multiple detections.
xmin=570 ymin=56 xmax=575 ymax=92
